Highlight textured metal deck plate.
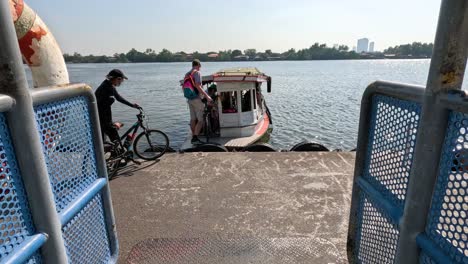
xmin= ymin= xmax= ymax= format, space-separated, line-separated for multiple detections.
xmin=126 ymin=237 xmax=345 ymax=263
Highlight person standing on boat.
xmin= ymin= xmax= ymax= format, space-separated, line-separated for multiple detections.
xmin=95 ymin=69 xmax=140 ymax=143
xmin=182 ymin=59 xmax=212 ymax=145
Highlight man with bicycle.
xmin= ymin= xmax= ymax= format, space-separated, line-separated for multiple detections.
xmin=182 ymin=59 xmax=212 ymax=145
xmin=95 ymin=69 xmax=140 ymax=143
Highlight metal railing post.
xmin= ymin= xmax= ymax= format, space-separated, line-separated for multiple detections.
xmin=86 ymin=91 xmax=120 ymax=261
xmin=396 ymin=1 xmax=468 ymax=263
xmin=0 ymin=1 xmax=68 ymax=263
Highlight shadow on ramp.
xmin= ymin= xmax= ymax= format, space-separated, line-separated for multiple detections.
xmin=111 ymin=159 xmax=160 ymax=179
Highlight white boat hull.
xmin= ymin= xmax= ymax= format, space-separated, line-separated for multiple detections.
xmin=180 ymin=113 xmax=271 ymax=151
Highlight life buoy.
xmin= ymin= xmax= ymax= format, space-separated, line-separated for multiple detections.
xmin=9 ymin=0 xmax=69 ymax=87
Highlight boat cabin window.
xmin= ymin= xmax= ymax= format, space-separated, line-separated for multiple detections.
xmin=221 ymin=91 xmax=238 ymax=113
xmin=241 ymin=90 xmax=252 ymax=112
xmin=255 ymin=83 xmax=261 ymax=107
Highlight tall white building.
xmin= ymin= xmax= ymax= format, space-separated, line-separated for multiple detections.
xmin=357 ymin=38 xmax=369 ymax=53
xmin=369 ymin=42 xmax=375 ymax=53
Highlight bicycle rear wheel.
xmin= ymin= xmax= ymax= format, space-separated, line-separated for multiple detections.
xmin=133 ymin=129 xmax=169 ymax=160
xmin=105 ymin=143 xmax=126 ymax=179
xmin=106 ymin=158 xmax=120 ymax=179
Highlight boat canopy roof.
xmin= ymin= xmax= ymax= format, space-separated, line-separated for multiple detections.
xmin=201 ymin=67 xmax=272 ymax=92
xmin=216 ymin=67 xmax=263 ymax=76
xmin=202 ymin=67 xmax=270 ymax=85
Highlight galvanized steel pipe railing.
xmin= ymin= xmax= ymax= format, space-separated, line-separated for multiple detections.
xmin=397 ymin=0 xmax=468 ymax=263
xmin=0 ymin=0 xmax=68 ymax=262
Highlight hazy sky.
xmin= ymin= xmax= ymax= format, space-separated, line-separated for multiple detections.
xmin=27 ymin=0 xmax=442 ymax=55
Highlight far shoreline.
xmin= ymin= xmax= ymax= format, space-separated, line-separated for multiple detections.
xmin=64 ymin=57 xmax=432 ymax=64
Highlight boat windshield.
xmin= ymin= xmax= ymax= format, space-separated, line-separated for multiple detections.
xmin=221 ymin=91 xmax=238 ymax=113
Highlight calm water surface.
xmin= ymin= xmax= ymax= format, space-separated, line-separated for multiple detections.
xmin=43 ymin=60 xmax=468 ymax=150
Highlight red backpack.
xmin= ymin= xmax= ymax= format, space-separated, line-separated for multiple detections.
xmin=182 ymin=70 xmax=199 ymax=99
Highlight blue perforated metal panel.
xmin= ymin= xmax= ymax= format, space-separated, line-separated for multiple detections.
xmin=356 ymin=192 xmax=399 ymax=263
xmin=363 ymin=95 xmax=421 ymax=206
xmin=34 ymin=97 xmax=99 ymax=213
xmin=35 ymin=97 xmax=112 ymax=263
xmin=0 ymin=113 xmax=41 ymax=263
xmin=354 ymin=95 xmax=422 ymax=263
xmin=419 ymin=253 xmax=437 ymax=264
xmin=425 ymin=111 xmax=468 ymax=263
xmin=62 ymin=194 xmax=110 ymax=264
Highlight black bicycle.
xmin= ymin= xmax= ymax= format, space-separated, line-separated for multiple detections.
xmin=104 ymin=108 xmax=169 ymax=178
xmin=202 ymin=100 xmax=220 ymax=143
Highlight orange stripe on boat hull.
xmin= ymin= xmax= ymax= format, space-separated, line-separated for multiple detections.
xmin=255 ymin=113 xmax=270 ymax=136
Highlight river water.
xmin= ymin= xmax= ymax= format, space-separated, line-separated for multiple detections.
xmin=38 ymin=59 xmax=467 ymax=150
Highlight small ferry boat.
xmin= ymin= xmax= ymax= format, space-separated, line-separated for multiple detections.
xmin=181 ymin=67 xmax=273 ymax=151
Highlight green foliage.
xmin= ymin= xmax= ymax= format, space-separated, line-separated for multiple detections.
xmin=244 ymin=49 xmax=257 ymax=58
xmin=292 ymin=43 xmax=361 ymax=60
xmin=383 ymin=42 xmax=433 ymax=57
xmin=62 ymin=42 xmax=432 ymax=63
xmin=231 ymin=49 xmax=243 ymax=59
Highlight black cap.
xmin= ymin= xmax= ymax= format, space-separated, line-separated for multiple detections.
xmin=107 ymin=69 xmax=128 ymax=80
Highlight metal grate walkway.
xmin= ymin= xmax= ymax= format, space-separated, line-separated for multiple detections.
xmin=127 ymin=237 xmax=344 ymax=264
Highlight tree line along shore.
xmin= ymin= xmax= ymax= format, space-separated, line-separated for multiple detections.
xmin=63 ymin=42 xmax=434 ymax=63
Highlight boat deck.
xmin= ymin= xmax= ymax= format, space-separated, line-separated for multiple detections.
xmin=180 ymin=134 xmax=265 ymax=151
xmin=180 ymin=115 xmax=271 ymax=151
xmin=110 ymin=152 xmax=355 ymax=263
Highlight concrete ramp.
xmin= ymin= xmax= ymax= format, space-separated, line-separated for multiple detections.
xmin=110 ymin=152 xmax=355 ymax=263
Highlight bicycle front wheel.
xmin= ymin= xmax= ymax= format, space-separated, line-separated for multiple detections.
xmin=133 ymin=129 xmax=169 ymax=160
xmin=204 ymin=115 xmax=212 ymax=142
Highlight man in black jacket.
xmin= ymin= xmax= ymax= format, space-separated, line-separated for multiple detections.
xmin=95 ymin=69 xmax=140 ymax=142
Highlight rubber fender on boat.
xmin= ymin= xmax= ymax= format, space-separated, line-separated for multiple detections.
xmin=265 ymin=103 xmax=273 ymax=125
xmin=290 ymin=141 xmax=330 ymax=152
xmin=267 ymin=76 xmax=272 ymax=93
xmin=243 ymin=143 xmax=277 ymax=152
xmin=183 ymin=144 xmax=229 ymax=153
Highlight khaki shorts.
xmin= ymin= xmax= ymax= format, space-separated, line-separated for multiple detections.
xmin=188 ymin=98 xmax=204 ymax=121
